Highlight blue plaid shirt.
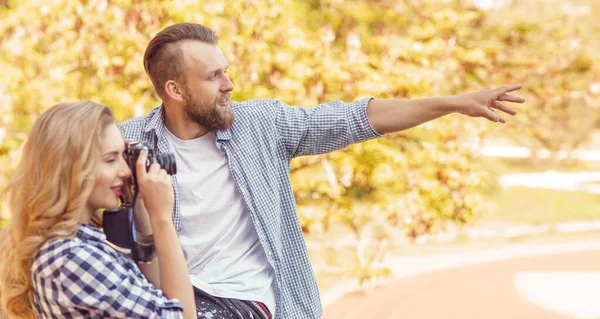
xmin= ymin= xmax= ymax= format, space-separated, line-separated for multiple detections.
xmin=31 ymin=224 xmax=184 ymax=318
xmin=119 ymin=98 xmax=381 ymax=319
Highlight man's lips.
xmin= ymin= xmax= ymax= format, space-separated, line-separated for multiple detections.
xmin=217 ymin=95 xmax=231 ymax=107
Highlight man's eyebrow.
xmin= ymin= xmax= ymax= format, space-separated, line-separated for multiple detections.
xmin=206 ymin=65 xmax=229 ymax=75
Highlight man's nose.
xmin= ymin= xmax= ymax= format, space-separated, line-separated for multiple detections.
xmin=221 ymin=74 xmax=234 ymax=92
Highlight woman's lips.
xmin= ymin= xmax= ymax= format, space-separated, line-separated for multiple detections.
xmin=111 ymin=184 xmax=123 ymax=197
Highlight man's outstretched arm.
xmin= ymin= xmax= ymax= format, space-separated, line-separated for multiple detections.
xmin=367 ymin=84 xmax=525 ymax=134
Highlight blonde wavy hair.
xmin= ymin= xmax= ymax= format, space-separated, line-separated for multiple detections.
xmin=0 ymin=101 xmax=116 ymax=318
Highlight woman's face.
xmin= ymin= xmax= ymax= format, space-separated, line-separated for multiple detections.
xmin=86 ymin=124 xmax=131 ymax=216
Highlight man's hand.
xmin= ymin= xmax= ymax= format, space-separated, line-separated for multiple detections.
xmin=455 ymin=84 xmax=526 ymax=123
xmin=367 ymin=84 xmax=526 ymax=133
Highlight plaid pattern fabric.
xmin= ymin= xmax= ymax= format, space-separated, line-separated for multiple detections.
xmin=119 ymin=98 xmax=381 ymax=319
xmin=31 ymin=224 xmax=184 ymax=318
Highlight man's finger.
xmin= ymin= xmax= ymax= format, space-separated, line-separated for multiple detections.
xmin=484 ymin=108 xmax=505 ymax=123
xmin=491 ymin=101 xmax=517 ymax=115
xmin=495 ymin=84 xmax=523 ymax=95
xmin=497 ymin=93 xmax=525 ymax=104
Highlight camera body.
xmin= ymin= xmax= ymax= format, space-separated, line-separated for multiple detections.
xmin=103 ymin=141 xmax=177 ymax=263
xmin=125 ymin=141 xmax=177 ymax=185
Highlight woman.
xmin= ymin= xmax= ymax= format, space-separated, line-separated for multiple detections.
xmin=0 ymin=101 xmax=195 ymax=318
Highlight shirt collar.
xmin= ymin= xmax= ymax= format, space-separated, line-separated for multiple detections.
xmin=144 ymin=104 xmax=166 ymax=135
xmin=77 ymin=224 xmax=106 ymax=242
xmin=143 ymin=103 xmax=233 ymax=142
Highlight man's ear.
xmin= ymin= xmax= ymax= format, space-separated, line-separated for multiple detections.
xmin=164 ymin=80 xmax=185 ymax=102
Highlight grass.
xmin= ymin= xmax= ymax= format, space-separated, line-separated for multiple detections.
xmin=480 ymin=155 xmax=600 ymax=174
xmin=481 ymin=186 xmax=600 ymax=225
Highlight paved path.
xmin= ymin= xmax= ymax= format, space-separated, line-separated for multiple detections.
xmin=322 ymin=249 xmax=600 ymax=319
xmin=499 ymin=171 xmax=600 ymax=193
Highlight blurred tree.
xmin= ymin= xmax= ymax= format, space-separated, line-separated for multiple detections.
xmin=479 ymin=0 xmax=600 ymax=166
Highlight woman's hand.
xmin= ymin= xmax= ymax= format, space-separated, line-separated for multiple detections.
xmin=135 ymin=148 xmax=195 ymax=319
xmin=134 ymin=147 xmax=174 ymax=224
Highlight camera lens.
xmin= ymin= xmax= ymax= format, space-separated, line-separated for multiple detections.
xmin=157 ymin=153 xmax=177 ymax=175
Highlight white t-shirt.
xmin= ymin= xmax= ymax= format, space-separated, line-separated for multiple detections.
xmin=164 ymin=129 xmax=275 ymax=315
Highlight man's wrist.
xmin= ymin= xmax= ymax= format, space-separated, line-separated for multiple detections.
xmin=442 ymin=95 xmax=463 ymax=114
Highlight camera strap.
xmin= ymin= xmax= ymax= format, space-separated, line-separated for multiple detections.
xmin=102 ymin=190 xmax=156 ymax=263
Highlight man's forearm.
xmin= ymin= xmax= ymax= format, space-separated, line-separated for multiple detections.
xmin=366 ymin=96 xmax=460 ymax=134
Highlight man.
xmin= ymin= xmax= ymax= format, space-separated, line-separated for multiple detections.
xmin=120 ymin=23 xmax=524 ymax=319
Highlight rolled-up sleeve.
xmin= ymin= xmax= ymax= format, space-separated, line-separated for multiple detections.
xmin=273 ymin=98 xmax=383 ymax=158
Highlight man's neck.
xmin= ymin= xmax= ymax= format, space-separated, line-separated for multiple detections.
xmin=163 ymin=104 xmax=209 ymax=140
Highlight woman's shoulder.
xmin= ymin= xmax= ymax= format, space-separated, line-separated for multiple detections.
xmin=31 ymin=225 xmax=126 ymax=278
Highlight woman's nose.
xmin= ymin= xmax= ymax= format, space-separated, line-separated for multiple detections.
xmin=119 ymin=159 xmax=132 ymax=178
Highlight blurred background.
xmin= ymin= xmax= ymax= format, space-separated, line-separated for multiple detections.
xmin=1 ymin=0 xmax=599 ymax=318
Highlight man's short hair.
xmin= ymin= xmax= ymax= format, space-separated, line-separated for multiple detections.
xmin=143 ymin=23 xmax=218 ymax=99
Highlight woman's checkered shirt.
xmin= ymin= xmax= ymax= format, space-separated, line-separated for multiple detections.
xmin=32 ymin=224 xmax=184 ymax=318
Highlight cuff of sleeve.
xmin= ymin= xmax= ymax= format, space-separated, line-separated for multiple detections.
xmin=347 ymin=97 xmax=384 ymax=143
xmin=153 ymin=298 xmax=184 ymax=318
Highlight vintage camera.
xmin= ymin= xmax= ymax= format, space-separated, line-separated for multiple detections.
xmin=125 ymin=141 xmax=177 ymax=184
xmin=102 ymin=141 xmax=177 ymax=263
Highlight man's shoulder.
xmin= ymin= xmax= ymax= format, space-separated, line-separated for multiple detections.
xmin=119 ymin=106 xmax=161 ymax=138
xmin=231 ymin=99 xmax=291 ymax=123
xmin=231 ymin=98 xmax=283 ymax=111
xmin=119 ymin=109 xmax=156 ymax=129
xmin=119 ymin=117 xmax=146 ymax=140
xmin=120 ymin=115 xmax=147 ymax=128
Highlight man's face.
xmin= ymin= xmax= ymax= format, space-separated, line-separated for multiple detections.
xmin=179 ymin=41 xmax=235 ymax=131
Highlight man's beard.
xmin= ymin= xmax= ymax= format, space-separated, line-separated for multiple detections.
xmin=183 ymin=91 xmax=234 ymax=131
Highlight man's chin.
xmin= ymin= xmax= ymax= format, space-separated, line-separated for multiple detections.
xmin=217 ymin=110 xmax=234 ymax=130
xmin=187 ymin=109 xmax=234 ymax=131
xmin=215 ymin=118 xmax=234 ymax=131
